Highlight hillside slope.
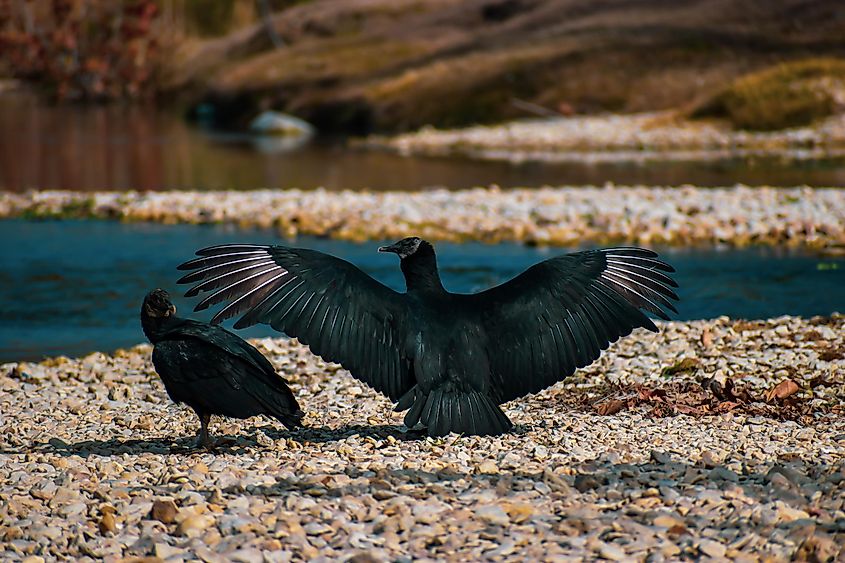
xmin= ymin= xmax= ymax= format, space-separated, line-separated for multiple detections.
xmin=164 ymin=0 xmax=845 ymax=133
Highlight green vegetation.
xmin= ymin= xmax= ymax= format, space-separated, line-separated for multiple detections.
xmin=691 ymin=58 xmax=845 ymax=131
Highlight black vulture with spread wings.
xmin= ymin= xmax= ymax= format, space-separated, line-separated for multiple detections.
xmin=141 ymin=289 xmax=303 ymax=447
xmin=177 ymin=238 xmax=678 ymax=437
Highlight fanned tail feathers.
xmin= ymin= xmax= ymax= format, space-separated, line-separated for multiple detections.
xmin=399 ymin=386 xmax=512 ymax=437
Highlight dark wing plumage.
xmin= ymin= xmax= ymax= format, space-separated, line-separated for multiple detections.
xmin=177 ymin=244 xmax=414 ymax=401
xmin=151 ymin=322 xmax=302 ymax=427
xmin=463 ymin=247 xmax=678 ymax=404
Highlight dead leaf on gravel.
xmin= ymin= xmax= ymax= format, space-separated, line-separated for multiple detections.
xmin=733 ymin=320 xmax=766 ymax=332
xmin=713 ymin=401 xmax=742 ymax=413
xmin=637 ymin=386 xmax=667 ymax=402
xmin=802 ymin=329 xmax=823 ymax=341
xmin=661 ymin=358 xmax=700 ymax=377
xmin=667 ymin=524 xmax=690 ymax=537
xmin=808 ymin=375 xmax=833 ymax=389
xmin=673 ymin=404 xmax=706 ymax=416
xmin=818 ymin=347 xmax=844 ymax=362
xmin=595 ymin=399 xmax=627 ymax=416
xmin=765 ymin=379 xmax=801 ymax=403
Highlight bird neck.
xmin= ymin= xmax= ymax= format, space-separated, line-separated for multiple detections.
xmin=401 ymin=247 xmax=445 ymax=295
xmin=141 ymin=313 xmax=178 ymax=344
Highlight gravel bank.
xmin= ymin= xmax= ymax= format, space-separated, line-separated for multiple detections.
xmin=3 ymin=185 xmax=845 ymax=250
xmin=367 ymin=113 xmax=845 ymax=161
xmin=1 ymin=316 xmax=843 ymax=561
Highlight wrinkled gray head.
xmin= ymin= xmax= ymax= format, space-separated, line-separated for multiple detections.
xmin=378 ymin=237 xmax=426 ymax=259
xmin=143 ymin=288 xmax=176 ymax=318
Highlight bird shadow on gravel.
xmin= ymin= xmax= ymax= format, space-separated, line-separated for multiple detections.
xmin=20 ymin=436 xmax=244 ymax=458
xmin=14 ymin=422 xmax=514 ymax=458
xmin=266 ymin=423 xmax=532 ymax=444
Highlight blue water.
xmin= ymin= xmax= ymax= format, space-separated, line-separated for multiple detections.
xmin=2 ymin=219 xmax=843 ymax=362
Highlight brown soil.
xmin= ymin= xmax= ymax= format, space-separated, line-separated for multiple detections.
xmin=162 ymin=0 xmax=845 ymax=133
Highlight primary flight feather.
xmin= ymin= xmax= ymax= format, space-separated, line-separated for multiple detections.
xmin=177 ymin=238 xmax=678 ymax=437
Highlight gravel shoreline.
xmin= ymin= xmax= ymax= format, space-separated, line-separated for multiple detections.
xmin=1 ymin=316 xmax=843 ymax=561
xmin=365 ymin=113 xmax=845 ymax=161
xmin=3 ymin=186 xmax=845 ymax=251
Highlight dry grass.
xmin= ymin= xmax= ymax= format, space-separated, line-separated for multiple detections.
xmin=690 ymin=58 xmax=845 ymax=131
xmin=164 ymin=0 xmax=845 ymax=132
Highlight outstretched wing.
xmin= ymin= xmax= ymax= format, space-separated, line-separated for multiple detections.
xmin=464 ymin=247 xmax=678 ymax=404
xmin=176 ymin=244 xmax=414 ymax=401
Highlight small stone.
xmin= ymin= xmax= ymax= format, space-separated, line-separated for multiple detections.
xmin=229 ymin=548 xmax=264 ymax=563
xmin=303 ymin=522 xmax=333 ymax=535
xmin=651 ymin=450 xmax=672 ymax=464
xmin=709 ymin=466 xmax=739 ymax=482
xmin=30 ymin=481 xmax=57 ymax=501
xmin=151 ymin=499 xmax=178 ymax=524
xmin=177 ymin=514 xmax=215 ymax=537
xmin=155 ymin=543 xmax=185 ymax=559
xmin=698 ymin=539 xmax=726 ymax=558
xmin=98 ymin=512 xmax=117 ymax=535
xmin=574 ymin=474 xmax=601 ymax=492
xmin=503 ymin=502 xmax=534 ymax=523
xmin=598 ymin=542 xmax=627 ymax=561
xmin=653 ymin=514 xmax=684 ymax=528
xmin=478 ymin=460 xmax=499 ymax=474
xmin=699 ymin=451 xmax=720 ymax=468
xmin=476 ymin=505 xmax=509 ymax=526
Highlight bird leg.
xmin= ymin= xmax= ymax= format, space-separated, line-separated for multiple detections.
xmin=196 ymin=412 xmax=215 ymax=449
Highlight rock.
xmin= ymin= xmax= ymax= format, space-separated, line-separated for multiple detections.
xmin=477 ymin=460 xmax=499 ymax=474
xmin=709 ymin=466 xmax=739 ymax=482
xmin=155 ymin=542 xmax=186 ymax=559
xmin=795 ymin=533 xmax=841 ymax=562
xmin=503 ymin=502 xmax=534 ymax=523
xmin=177 ymin=514 xmax=215 ymax=537
xmin=574 ymin=474 xmax=602 ymax=492
xmin=597 ymin=541 xmax=627 ymax=561
xmin=228 ymin=548 xmax=264 ymax=563
xmin=653 ymin=514 xmax=684 ymax=528
xmin=249 ymin=111 xmax=315 ymax=137
xmin=151 ymin=499 xmax=179 ymax=524
xmin=698 ymin=539 xmax=727 ymax=558
xmin=98 ymin=512 xmax=117 ymax=535
xmin=476 ymin=505 xmax=510 ymax=526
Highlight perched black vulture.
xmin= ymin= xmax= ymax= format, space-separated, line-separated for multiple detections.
xmin=177 ymin=238 xmax=678 ymax=437
xmin=141 ymin=289 xmax=303 ymax=447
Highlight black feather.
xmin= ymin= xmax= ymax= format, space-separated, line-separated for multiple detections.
xmin=141 ymin=290 xmax=303 ymax=445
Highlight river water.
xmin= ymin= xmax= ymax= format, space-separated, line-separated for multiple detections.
xmin=3 ymin=90 xmax=845 ymax=192
xmin=2 ymin=219 xmax=842 ymax=362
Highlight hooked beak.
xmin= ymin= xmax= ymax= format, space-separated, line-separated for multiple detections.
xmin=378 ymin=243 xmax=399 ymax=254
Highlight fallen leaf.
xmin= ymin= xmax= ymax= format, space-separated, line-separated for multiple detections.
xmin=637 ymin=386 xmax=667 ymax=402
xmin=595 ymin=399 xmax=627 ymax=416
xmin=818 ymin=347 xmax=844 ymax=362
xmin=667 ymin=524 xmax=690 ymax=537
xmin=808 ymin=375 xmax=831 ymax=389
xmin=714 ymin=401 xmax=741 ymax=413
xmin=661 ymin=358 xmax=700 ymax=377
xmin=765 ymin=379 xmax=801 ymax=403
xmin=672 ymin=404 xmax=706 ymax=416
xmin=733 ymin=320 xmax=766 ymax=332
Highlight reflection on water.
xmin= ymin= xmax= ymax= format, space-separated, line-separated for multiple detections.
xmin=2 ymin=219 xmax=843 ymax=362
xmin=2 ymin=89 xmax=845 ymax=192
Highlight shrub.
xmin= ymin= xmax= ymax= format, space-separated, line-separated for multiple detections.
xmin=690 ymin=58 xmax=845 ymax=131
